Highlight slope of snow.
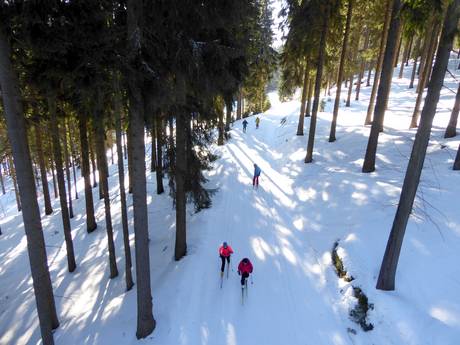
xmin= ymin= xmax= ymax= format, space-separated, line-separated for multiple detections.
xmin=0 ymin=57 xmax=459 ymax=345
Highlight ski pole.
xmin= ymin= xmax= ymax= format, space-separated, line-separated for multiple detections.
xmin=251 ymin=273 xmax=253 ymax=285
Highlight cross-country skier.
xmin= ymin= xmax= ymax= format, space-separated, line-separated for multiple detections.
xmin=255 ymin=116 xmax=260 ymax=129
xmin=237 ymin=258 xmax=253 ymax=286
xmin=253 ymin=163 xmax=261 ymax=188
xmin=242 ymin=119 xmax=248 ymax=133
xmin=219 ymin=242 xmax=233 ymax=276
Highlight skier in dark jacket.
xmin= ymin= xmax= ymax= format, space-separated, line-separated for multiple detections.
xmin=242 ymin=119 xmax=248 ymax=133
xmin=253 ymin=163 xmax=261 ymax=188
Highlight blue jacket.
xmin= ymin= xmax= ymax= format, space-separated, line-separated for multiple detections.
xmin=254 ymin=165 xmax=261 ymax=177
xmin=243 ymin=120 xmax=248 ymax=127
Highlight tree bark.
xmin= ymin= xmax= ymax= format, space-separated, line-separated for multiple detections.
xmin=393 ymin=25 xmax=403 ymax=67
xmin=454 ymin=144 xmax=460 ymax=170
xmin=305 ymin=5 xmax=329 ymax=163
xmin=89 ymin=132 xmax=98 ymax=188
xmin=94 ymin=107 xmax=119 ymax=279
xmin=155 ymin=116 xmax=165 ymax=194
xmin=150 ymin=119 xmax=157 ymax=172
xmin=175 ymin=109 xmax=188 ymax=259
xmin=305 ymin=75 xmax=313 ymax=117
xmin=409 ymin=38 xmax=421 ymax=88
xmin=445 ymin=82 xmax=460 ymax=138
xmin=127 ymin=0 xmax=156 ymax=338
xmin=9 ymin=155 xmax=21 ymax=212
xmin=346 ymin=73 xmax=353 ymax=107
xmin=114 ymin=81 xmax=134 ymax=291
xmin=364 ymin=0 xmax=392 ymax=125
xmin=362 ymin=0 xmax=402 ymax=173
xmin=0 ymin=163 xmax=5 ymax=195
xmin=225 ymin=98 xmax=232 ymax=132
xmin=217 ymin=103 xmax=224 ymax=146
xmin=376 ymin=0 xmax=460 ymax=290
xmin=51 ymin=157 xmax=58 ymax=199
xmin=405 ymin=35 xmax=414 ymax=66
xmin=34 ymin=122 xmax=53 ymax=215
xmin=62 ymin=118 xmax=74 ymax=218
xmin=410 ymin=23 xmax=440 ymax=128
xmin=356 ymin=29 xmax=368 ymax=101
xmin=399 ymin=36 xmax=412 ymax=78
xmin=78 ymin=112 xmax=97 ymax=233
xmin=297 ymin=61 xmax=309 ymax=136
xmin=0 ymin=27 xmax=59 ymax=345
xmin=329 ymin=0 xmax=353 ymax=142
xmin=127 ymin=121 xmax=133 ymax=194
xmin=366 ymin=62 xmax=373 ymax=86
xmin=69 ymin=125 xmax=78 ymax=200
xmin=236 ymin=89 xmax=242 ymax=120
xmin=49 ymin=94 xmax=76 ymax=272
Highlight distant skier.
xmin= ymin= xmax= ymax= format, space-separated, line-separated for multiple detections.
xmin=255 ymin=116 xmax=260 ymax=129
xmin=219 ymin=242 xmax=234 ymax=276
xmin=242 ymin=119 xmax=248 ymax=133
xmin=238 ymin=258 xmax=253 ymax=286
xmin=253 ymin=163 xmax=261 ymax=189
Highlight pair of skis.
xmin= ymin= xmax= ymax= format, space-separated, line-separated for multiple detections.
xmin=241 ymin=275 xmax=253 ymax=305
xmin=220 ymin=261 xmax=230 ymax=289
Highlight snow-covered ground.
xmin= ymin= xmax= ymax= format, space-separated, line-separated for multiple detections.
xmin=1 ymin=57 xmax=459 ymax=345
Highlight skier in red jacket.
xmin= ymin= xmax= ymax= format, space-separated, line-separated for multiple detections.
xmin=219 ymin=242 xmax=234 ymax=276
xmin=237 ymin=258 xmax=253 ymax=286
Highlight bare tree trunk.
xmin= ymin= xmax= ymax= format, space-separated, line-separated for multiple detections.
xmin=454 ymin=144 xmax=460 ymax=170
xmin=329 ymin=0 xmax=353 ymax=142
xmin=218 ymin=103 xmax=224 ymax=146
xmin=393 ymin=26 xmax=403 ymax=67
xmin=0 ymin=28 xmax=59 ymax=345
xmin=150 ymin=119 xmax=157 ymax=172
xmin=362 ymin=0 xmax=402 ymax=172
xmin=155 ymin=117 xmax=165 ymax=194
xmin=0 ymin=163 xmax=5 ymax=195
xmin=69 ymin=124 xmax=79 ymax=200
xmin=127 ymin=0 xmax=156 ymax=338
xmin=405 ymin=35 xmax=414 ymax=66
xmin=114 ymin=83 xmax=134 ymax=291
xmin=123 ymin=130 xmax=128 ymax=160
xmin=366 ymin=62 xmax=373 ymax=86
xmin=9 ymin=155 xmax=21 ymax=211
xmin=346 ymin=73 xmax=353 ymax=107
xmin=356 ymin=29 xmax=369 ymax=101
xmin=445 ymin=82 xmax=460 ymax=138
xmin=49 ymin=94 xmax=76 ymax=272
xmin=306 ymin=76 xmax=313 ymax=117
xmin=127 ymin=122 xmax=133 ymax=194
xmin=297 ymin=61 xmax=310 ymax=136
xmin=175 ymin=109 xmax=188 ymax=259
xmin=62 ymin=119 xmax=74 ymax=218
xmin=237 ymin=89 xmax=242 ymax=120
xmin=410 ymin=23 xmax=441 ymax=128
xmin=89 ymin=133 xmax=98 ymax=188
xmin=51 ymin=158 xmax=58 ymax=199
xmin=376 ymin=0 xmax=460 ymax=290
xmin=225 ymin=98 xmax=232 ymax=132
xmin=94 ymin=109 xmax=118 ymax=279
xmin=305 ymin=5 xmax=329 ymax=163
xmin=409 ymin=38 xmax=421 ymax=88
xmin=78 ymin=112 xmax=97 ymax=233
xmin=399 ymin=36 xmax=412 ymax=78
xmin=35 ymin=123 xmax=53 ymax=215
xmin=365 ymin=0 xmax=392 ymax=125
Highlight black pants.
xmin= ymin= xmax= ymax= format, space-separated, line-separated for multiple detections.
xmin=220 ymin=255 xmax=230 ymax=272
xmin=240 ymin=272 xmax=249 ymax=286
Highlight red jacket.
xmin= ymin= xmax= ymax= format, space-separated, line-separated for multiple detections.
xmin=238 ymin=260 xmax=253 ymax=275
xmin=219 ymin=245 xmax=233 ymax=257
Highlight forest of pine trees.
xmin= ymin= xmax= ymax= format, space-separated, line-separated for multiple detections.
xmin=1 ymin=0 xmax=460 ymax=344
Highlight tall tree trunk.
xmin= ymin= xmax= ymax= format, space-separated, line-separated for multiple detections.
xmin=62 ymin=119 xmax=74 ymax=218
xmin=0 ymin=27 xmax=59 ymax=345
xmin=405 ymin=35 xmax=414 ymax=66
xmin=94 ymin=110 xmax=119 ymax=279
xmin=0 ymin=163 xmax=5 ymax=195
xmin=409 ymin=38 xmax=421 ymax=88
xmin=297 ymin=61 xmax=310 ymax=136
xmin=150 ymin=120 xmax=157 ymax=172
xmin=362 ymin=0 xmax=402 ymax=172
xmin=155 ymin=117 xmax=165 ymax=194
xmin=225 ymin=98 xmax=232 ymax=132
xmin=376 ymin=0 xmax=460 ymax=290
xmin=51 ymin=157 xmax=58 ymax=199
xmin=393 ymin=26 xmax=403 ymax=67
xmin=356 ymin=29 xmax=368 ymax=101
xmin=9 ymin=155 xmax=21 ymax=211
xmin=127 ymin=0 xmax=156 ymax=338
xmin=236 ymin=89 xmax=242 ymax=120
xmin=366 ymin=62 xmax=373 ymax=86
xmin=123 ymin=130 xmax=128 ymax=160
xmin=78 ymin=112 xmax=97 ymax=233
xmin=305 ymin=75 xmax=313 ymax=117
xmin=305 ymin=6 xmax=329 ymax=163
xmin=114 ymin=84 xmax=134 ymax=291
xmin=217 ymin=104 xmax=224 ymax=146
xmin=329 ymin=0 xmax=353 ymax=142
xmin=399 ymin=36 xmax=412 ymax=78
xmin=175 ymin=109 xmax=187 ymax=259
xmin=89 ymin=133 xmax=98 ymax=188
xmin=35 ymin=122 xmax=53 ymax=215
xmin=49 ymin=94 xmax=76 ymax=272
xmin=365 ymin=0 xmax=392 ymax=125
xmin=410 ymin=23 xmax=441 ymax=128
xmin=127 ymin=121 xmax=133 ymax=194
xmin=346 ymin=73 xmax=353 ymax=107
xmin=454 ymin=144 xmax=460 ymax=170
xmin=444 ymin=82 xmax=460 ymax=138
xmin=69 ymin=125 xmax=79 ymax=200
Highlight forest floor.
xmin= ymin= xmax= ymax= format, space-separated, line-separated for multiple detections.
xmin=1 ymin=57 xmax=460 ymax=345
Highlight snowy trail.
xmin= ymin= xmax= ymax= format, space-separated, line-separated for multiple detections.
xmin=153 ymin=105 xmax=354 ymax=345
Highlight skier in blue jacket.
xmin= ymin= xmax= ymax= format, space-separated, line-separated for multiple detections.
xmin=253 ymin=163 xmax=261 ymax=188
